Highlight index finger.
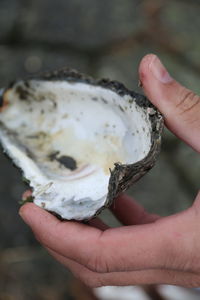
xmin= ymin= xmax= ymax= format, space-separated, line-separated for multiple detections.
xmin=110 ymin=193 xmax=160 ymax=225
xmin=19 ymin=202 xmax=189 ymax=274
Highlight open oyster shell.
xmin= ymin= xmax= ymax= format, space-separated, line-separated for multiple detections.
xmin=0 ymin=69 xmax=163 ymax=220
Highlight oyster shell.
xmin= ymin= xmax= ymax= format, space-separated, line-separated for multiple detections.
xmin=0 ymin=69 xmax=163 ymax=220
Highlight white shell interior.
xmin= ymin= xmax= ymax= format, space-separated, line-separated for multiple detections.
xmin=0 ymin=80 xmax=151 ymax=220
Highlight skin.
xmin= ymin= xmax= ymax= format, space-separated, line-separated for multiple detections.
xmin=19 ymin=54 xmax=200 ymax=288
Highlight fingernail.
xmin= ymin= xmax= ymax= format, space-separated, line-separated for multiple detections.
xmin=149 ymin=55 xmax=173 ymax=84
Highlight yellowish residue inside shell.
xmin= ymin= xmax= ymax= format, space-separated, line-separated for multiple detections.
xmin=24 ymin=127 xmax=126 ymax=175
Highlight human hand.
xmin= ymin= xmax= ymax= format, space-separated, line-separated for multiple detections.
xmin=19 ymin=54 xmax=200 ymax=287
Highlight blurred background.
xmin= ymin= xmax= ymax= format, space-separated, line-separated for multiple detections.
xmin=0 ymin=0 xmax=200 ymax=299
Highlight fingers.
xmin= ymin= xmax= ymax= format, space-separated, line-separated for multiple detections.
xmin=19 ymin=203 xmax=105 ymax=268
xmin=139 ymin=54 xmax=200 ymax=152
xmin=110 ymin=194 xmax=160 ymax=225
xmin=22 ymin=190 xmax=32 ymax=200
xmin=46 ymin=247 xmax=200 ymax=288
xmin=19 ymin=203 xmax=187 ymax=274
xmin=46 ymin=247 xmax=103 ymax=287
xmin=88 ymin=218 xmax=109 ymax=230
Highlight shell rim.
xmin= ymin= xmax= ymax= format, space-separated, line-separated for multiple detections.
xmin=0 ymin=68 xmax=163 ymax=220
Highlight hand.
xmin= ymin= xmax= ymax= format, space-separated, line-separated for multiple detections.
xmin=19 ymin=54 xmax=200 ymax=288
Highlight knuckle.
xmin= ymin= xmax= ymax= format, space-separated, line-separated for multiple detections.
xmin=86 ymin=276 xmax=104 ymax=288
xmin=81 ymin=275 xmax=96 ymax=288
xmin=177 ymin=89 xmax=200 ymax=116
xmin=86 ymin=253 xmax=100 ymax=272
xmin=85 ymin=235 xmax=112 ymax=273
xmin=163 ymin=210 xmax=200 ymax=274
xmin=86 ymin=251 xmax=109 ymax=273
xmin=158 ymin=228 xmax=188 ymax=270
xmin=80 ymin=273 xmax=104 ymax=288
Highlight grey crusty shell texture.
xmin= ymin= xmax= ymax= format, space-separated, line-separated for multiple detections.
xmin=0 ymin=68 xmax=163 ymax=219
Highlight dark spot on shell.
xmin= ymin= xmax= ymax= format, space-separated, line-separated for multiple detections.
xmin=24 ymin=147 xmax=34 ymax=160
xmin=37 ymin=95 xmax=46 ymax=101
xmin=48 ymin=151 xmax=60 ymax=161
xmin=27 ymin=131 xmax=47 ymax=139
xmin=24 ymin=81 xmax=30 ymax=88
xmin=52 ymin=100 xmax=57 ymax=108
xmin=16 ymin=86 xmax=31 ymax=100
xmin=57 ymin=155 xmax=77 ymax=171
xmin=92 ymin=97 xmax=98 ymax=101
xmin=119 ymin=105 xmax=125 ymax=112
xmin=128 ymin=99 xmax=134 ymax=104
xmin=41 ymin=109 xmax=44 ymax=114
xmin=26 ymin=134 xmax=38 ymax=139
xmin=48 ymin=151 xmax=77 ymax=170
xmin=101 ymin=97 xmax=108 ymax=104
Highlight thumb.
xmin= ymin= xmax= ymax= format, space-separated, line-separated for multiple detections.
xmin=139 ymin=54 xmax=200 ymax=152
